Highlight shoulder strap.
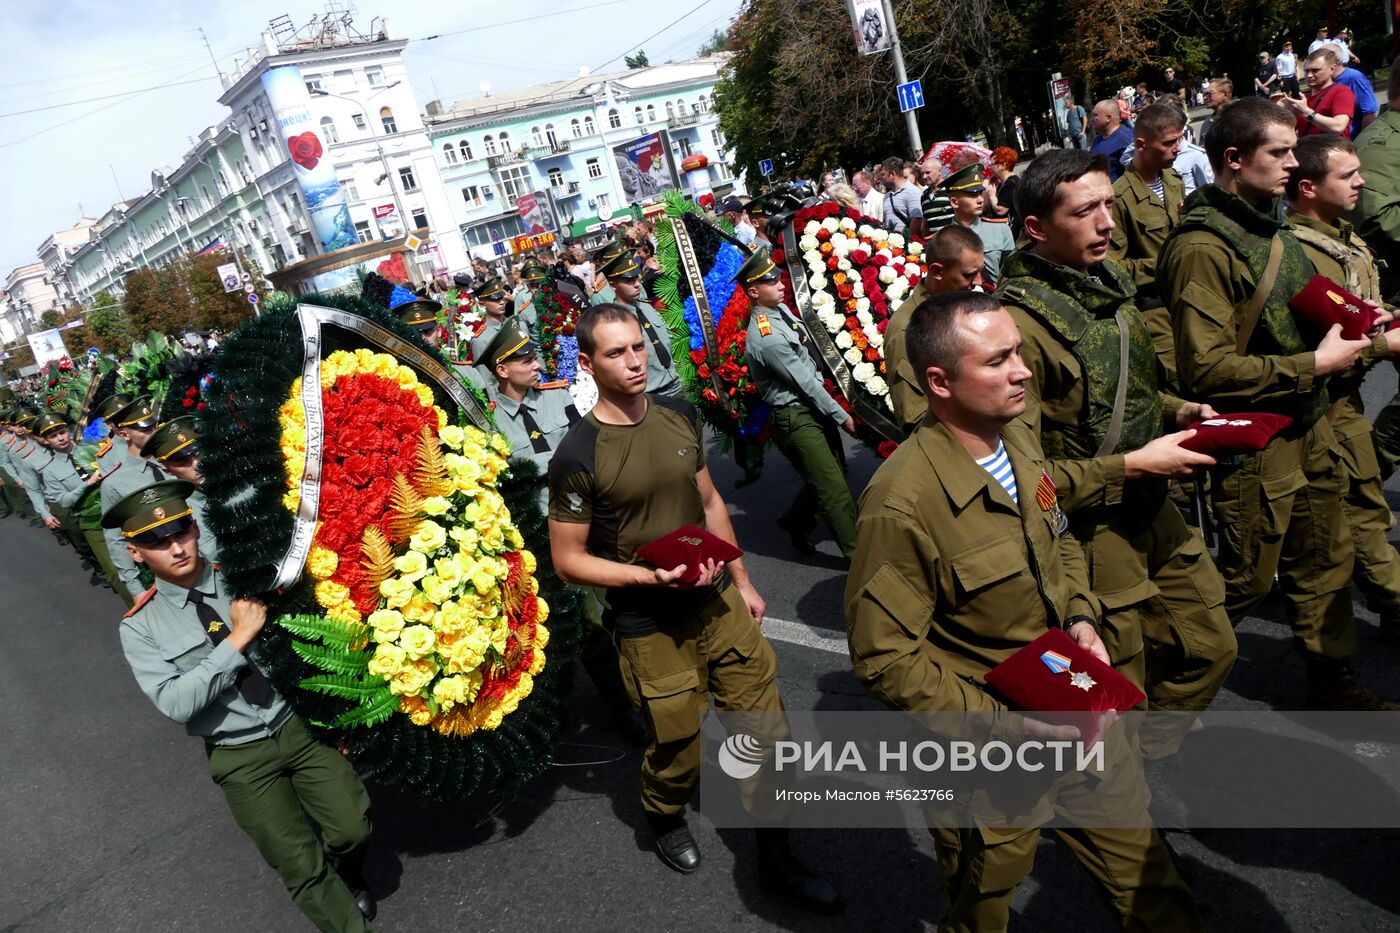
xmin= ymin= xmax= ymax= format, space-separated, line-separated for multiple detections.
xmin=122 ymin=587 xmax=158 ymax=619
xmin=1235 ymin=234 xmax=1284 ymax=354
xmin=1095 ymin=307 xmax=1133 ymax=457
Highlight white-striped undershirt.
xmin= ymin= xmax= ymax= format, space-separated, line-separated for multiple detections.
xmin=975 ymin=438 xmax=1019 ymax=504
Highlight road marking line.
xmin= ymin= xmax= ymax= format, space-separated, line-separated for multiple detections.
xmin=761 ymin=616 xmax=848 ymax=655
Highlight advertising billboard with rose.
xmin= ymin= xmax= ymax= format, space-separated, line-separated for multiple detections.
xmin=611 ymin=131 xmax=679 ymax=206
xmin=260 ymin=65 xmax=356 ymax=253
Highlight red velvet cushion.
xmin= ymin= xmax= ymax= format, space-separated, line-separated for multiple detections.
xmin=636 ymin=525 xmax=743 ymax=584
xmin=984 ymin=628 xmax=1146 ymax=743
xmin=1289 ymin=274 xmax=1379 ymax=340
xmin=1179 ymin=412 xmax=1293 ymax=456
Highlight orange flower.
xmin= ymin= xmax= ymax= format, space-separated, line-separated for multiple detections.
xmin=853 ymin=331 xmax=869 ymax=350
xmin=833 ymin=272 xmax=848 ymax=285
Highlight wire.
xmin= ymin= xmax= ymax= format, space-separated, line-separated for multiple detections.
xmin=592 ymin=0 xmax=719 ymax=71
xmin=0 ymin=46 xmax=242 ymax=91
xmin=413 ymin=0 xmax=634 ymax=42
xmin=0 ymin=77 xmax=219 ymax=118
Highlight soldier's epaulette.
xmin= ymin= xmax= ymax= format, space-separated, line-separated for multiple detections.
xmin=537 ymin=380 xmax=569 ymax=390
xmin=96 ymin=439 xmax=112 ymax=456
xmin=20 ymin=445 xmax=35 ymax=459
xmin=123 ymin=587 xmax=158 ymax=620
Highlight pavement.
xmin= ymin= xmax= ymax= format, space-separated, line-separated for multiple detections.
xmin=6 ymin=362 xmax=1400 ymax=932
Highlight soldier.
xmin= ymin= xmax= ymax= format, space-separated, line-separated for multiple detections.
xmin=1109 ymin=103 xmax=1189 ymax=386
xmin=590 ymin=236 xmax=629 ymax=305
xmin=598 ymin=250 xmax=681 ymax=397
xmin=395 ymin=297 xmax=444 ymax=348
xmin=739 ymin=247 xmax=860 ymax=560
xmin=999 ymin=148 xmax=1237 ymax=824
xmin=885 ymin=225 xmax=986 ymax=432
xmin=548 ymin=305 xmax=839 ymax=911
xmin=0 ymin=409 xmax=42 ymax=523
xmin=140 ymin=417 xmax=219 ymax=564
xmin=942 ymin=163 xmax=1015 ymax=288
xmin=6 ymin=407 xmax=52 ymax=522
xmin=1158 ymin=97 xmax=1394 ymax=708
xmin=845 ymin=290 xmax=1202 ymax=931
xmin=101 ymin=396 xmax=169 ymax=607
xmin=513 ymin=258 xmax=548 ymax=328
xmin=33 ymin=409 xmax=125 ymax=593
xmin=1285 ymin=134 xmax=1400 ymax=643
xmin=106 ymin=480 xmax=377 ymax=931
xmin=466 ymin=277 xmax=514 ymax=374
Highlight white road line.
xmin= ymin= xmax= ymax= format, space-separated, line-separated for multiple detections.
xmin=761 ymin=616 xmax=848 ymax=655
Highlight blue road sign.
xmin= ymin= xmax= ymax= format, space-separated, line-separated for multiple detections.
xmin=247 ymin=293 xmax=260 ymax=304
xmin=897 ymin=80 xmax=924 ymax=113
xmin=759 ymin=158 xmax=774 ymax=177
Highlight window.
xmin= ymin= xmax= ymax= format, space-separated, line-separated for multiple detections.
xmin=608 ymin=108 xmax=621 ymax=129
xmin=333 ymin=69 xmax=354 ymax=91
xmin=305 ymin=73 xmax=323 ymax=94
xmin=633 ymin=106 xmax=643 ymax=124
xmin=596 ymin=193 xmax=610 ymax=210
xmin=548 ymin=167 xmax=564 ymax=188
xmin=412 ymin=208 xmax=428 ymax=229
xmin=571 ymin=118 xmax=583 ymax=139
xmin=545 ymin=123 xmax=558 ymax=147
xmin=366 ymin=66 xmax=385 ymax=88
xmin=442 ymin=143 xmax=457 ymax=164
xmin=201 ymin=184 xmax=212 ymax=206
xmin=711 ymin=128 xmax=725 ymax=149
xmin=320 ymin=116 xmax=339 ymax=145
xmin=531 ymin=126 xmax=544 ymax=147
xmin=379 ymin=107 xmax=397 ymax=134
xmin=354 ymin=220 xmax=372 ymax=243
xmin=583 ymin=115 xmax=595 ymax=136
xmin=484 ymin=134 xmax=497 ymax=156
xmin=462 ymin=185 xmax=484 ymax=207
xmin=646 ymin=104 xmax=656 ymax=122
xmin=398 ymin=166 xmax=418 ymax=191
xmin=586 ymin=157 xmax=602 ymax=179
xmin=215 ymin=171 xmax=228 ymax=196
xmin=341 ymin=178 xmax=359 ymax=201
xmin=665 ymin=102 xmax=675 ymax=121
xmin=498 ymin=130 xmax=511 ymax=151
xmin=714 ymin=161 xmax=733 ymax=181
xmin=676 ymin=137 xmax=693 ymax=158
xmin=352 ymin=114 xmax=366 ymax=130
xmin=497 ymin=165 xmax=532 ymax=208
xmin=676 ymin=97 xmax=685 ymax=114
xmin=459 ymin=140 xmax=473 ymax=161
xmin=698 ymin=94 xmax=710 ymax=112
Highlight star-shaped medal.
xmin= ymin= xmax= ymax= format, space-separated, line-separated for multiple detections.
xmin=207 ymin=621 xmax=222 ymax=633
xmin=1070 ymin=671 xmax=1096 ymax=691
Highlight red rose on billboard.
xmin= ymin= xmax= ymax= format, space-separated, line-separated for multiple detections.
xmin=288 ymin=132 xmax=323 ymax=171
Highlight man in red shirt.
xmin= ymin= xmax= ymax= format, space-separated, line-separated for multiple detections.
xmin=1283 ymin=48 xmax=1356 ymax=137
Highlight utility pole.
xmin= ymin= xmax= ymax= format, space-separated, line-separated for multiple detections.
xmin=880 ymin=0 xmax=923 ymax=157
xmin=196 ymin=27 xmax=223 ymax=83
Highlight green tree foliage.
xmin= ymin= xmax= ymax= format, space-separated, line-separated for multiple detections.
xmin=184 ymin=251 xmax=259 ymax=332
xmin=698 ymin=28 xmax=728 ymax=56
xmin=86 ymin=292 xmax=131 ymax=355
xmin=39 ymin=309 xmax=61 ymax=329
xmin=624 ymin=49 xmax=650 ymax=68
xmin=122 ymin=265 xmax=190 ymax=338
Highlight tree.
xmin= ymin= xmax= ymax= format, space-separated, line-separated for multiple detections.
xmin=183 ymin=251 xmax=259 ymax=332
xmin=697 ymin=28 xmax=729 ymax=56
xmin=39 ymin=309 xmax=61 ymax=329
xmin=624 ymin=49 xmax=650 ymax=69
xmin=86 ymin=292 xmax=131 ymax=355
xmin=122 ymin=265 xmax=191 ymax=339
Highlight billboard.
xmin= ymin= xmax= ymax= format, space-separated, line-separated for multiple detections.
xmin=261 ymin=65 xmax=356 ymax=253
xmin=373 ymin=202 xmax=404 ymax=239
xmin=27 ymin=328 xmax=69 ymax=367
xmin=517 ymin=191 xmax=558 ymax=235
xmin=1048 ymin=77 xmax=1073 ymax=141
xmin=612 ymin=131 xmax=680 ymax=206
xmin=846 ymin=0 xmax=892 ymax=56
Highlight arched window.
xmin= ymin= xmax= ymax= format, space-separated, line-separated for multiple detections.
xmin=531 ymin=126 xmax=544 ymax=147
xmin=645 ymin=104 xmax=656 ymax=122
xmin=570 ymin=118 xmax=583 ymax=139
xmin=200 ymin=184 xmax=212 ymax=206
xmin=583 ymin=115 xmax=596 ymax=135
xmin=320 ymin=116 xmax=339 ymax=145
xmin=545 ymin=123 xmax=558 ymax=147
xmin=665 ymin=101 xmax=675 ymax=121
xmin=484 ymin=134 xmax=497 ymax=156
xmin=215 ymin=171 xmax=228 ymax=196
xmin=459 ymin=140 xmax=473 ymax=161
xmin=698 ymin=94 xmax=709 ymax=112
xmin=379 ymin=107 xmax=397 ymax=134
xmin=633 ymin=106 xmax=643 ymax=124
xmin=676 ymin=97 xmax=685 ymax=114
xmin=608 ymin=108 xmax=621 ymax=129
xmin=498 ymin=130 xmax=511 ymax=151
xmin=443 ymin=143 xmax=458 ymax=164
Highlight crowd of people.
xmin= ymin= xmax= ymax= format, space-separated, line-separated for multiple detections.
xmin=1 ymin=42 xmax=1397 ymax=932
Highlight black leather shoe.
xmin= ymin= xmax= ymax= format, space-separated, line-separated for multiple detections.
xmin=352 ymin=888 xmax=377 ymax=921
xmin=776 ymin=513 xmax=816 ymax=555
xmin=760 ymin=851 xmax=843 ymax=914
xmin=655 ymin=824 xmax=702 ymax=873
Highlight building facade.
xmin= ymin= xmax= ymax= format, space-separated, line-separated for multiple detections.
xmin=2 ymin=263 xmax=65 ymax=345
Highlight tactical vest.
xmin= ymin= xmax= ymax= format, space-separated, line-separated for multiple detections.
xmin=1002 ymin=265 xmax=1162 ymax=459
xmin=1289 ymin=223 xmax=1382 ymax=305
xmin=1175 ymin=205 xmax=1325 ymax=425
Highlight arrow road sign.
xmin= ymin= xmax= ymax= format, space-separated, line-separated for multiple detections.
xmin=896 ymin=79 xmax=924 ymax=113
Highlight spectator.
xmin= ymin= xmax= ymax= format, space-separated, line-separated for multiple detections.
xmin=1254 ymin=52 xmax=1280 ymax=97
xmin=1171 ymin=138 xmax=1214 ymax=195
xmin=879 ymin=155 xmax=922 ymax=235
xmin=1132 ymin=83 xmax=1151 ymax=114
xmin=1163 ymin=66 xmax=1186 ymax=107
xmin=920 ymin=148 xmax=981 ymax=237
xmin=718 ymin=195 xmax=756 ymax=246
xmin=1090 ymin=100 xmax=1134 ymax=180
xmin=827 ymin=183 xmax=861 ymax=212
xmin=1284 ymin=48 xmax=1357 ymax=137
xmin=1064 ymin=93 xmax=1088 ymax=148
xmin=984 ymin=146 xmax=1022 ymax=238
xmin=852 ymin=170 xmax=884 ymax=219
xmin=902 ymin=160 xmax=926 ymax=194
xmin=1200 ymin=78 xmax=1233 ymax=144
xmin=1322 ymin=42 xmax=1381 ymax=138
xmin=1310 ymin=25 xmax=1351 ymax=63
xmin=819 ymin=170 xmax=836 ymax=193
xmin=1276 ymin=39 xmax=1300 ymax=95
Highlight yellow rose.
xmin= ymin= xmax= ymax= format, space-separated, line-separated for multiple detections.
xmin=398 ymin=624 xmax=436 ymax=660
xmin=409 ymin=520 xmax=448 ymax=554
xmin=432 ymin=675 xmax=468 ymax=707
xmin=388 ymin=658 xmax=438 ymax=696
xmin=439 ymin=425 xmax=465 ymax=450
xmin=434 ymin=557 xmax=465 ymax=590
xmin=445 ymin=628 xmax=490 ymax=674
xmin=489 ymin=433 xmax=510 ymax=455
xmin=379 ymin=577 xmax=416 ymax=609
xmin=487 ymin=618 xmax=510 ymax=654
xmin=421 ymin=496 xmax=451 ymax=516
xmin=307 ymin=546 xmax=339 ymax=580
xmin=367 ymin=642 xmax=406 ymax=677
xmin=392 ymin=549 xmax=428 ymax=582
xmin=402 ymin=595 xmax=437 ymax=623
xmin=367 ymin=609 xmax=405 ymax=643
xmin=315 ymin=580 xmax=351 ymax=611
xmin=419 ymin=573 xmax=453 ymax=605
xmin=481 ymin=525 xmax=506 ymax=553
xmin=409 ymin=706 xmax=433 ymax=726
xmin=468 ymin=563 xmax=497 ymax=596
xmin=449 ymin=525 xmax=480 ymax=553
xmin=461 ymin=441 xmax=486 ymax=463
xmin=506 ymin=527 xmax=524 ymax=550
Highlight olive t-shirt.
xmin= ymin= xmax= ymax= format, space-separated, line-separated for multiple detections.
xmin=548 ymin=393 xmax=721 ymax=635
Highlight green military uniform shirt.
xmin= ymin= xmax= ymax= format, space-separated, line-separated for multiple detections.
xmin=1109 ymin=165 xmax=1186 ymax=293
xmin=616 ymin=299 xmax=681 ymax=397
xmin=189 ymin=487 xmax=220 ymax=564
xmin=745 ymin=303 xmax=848 ymax=425
xmin=100 ymin=447 xmax=168 ymax=599
xmin=468 ymin=317 xmax=506 ymax=385
xmin=592 ymin=282 xmax=617 ymax=305
xmin=494 ymin=384 xmax=579 ymax=477
xmin=884 ymin=283 xmax=930 ymax=431
xmin=119 ymin=561 xmax=291 ymax=745
xmin=40 ymin=447 xmax=93 ymax=510
xmin=14 ymin=441 xmax=53 ymax=515
xmin=1352 ymin=108 xmax=1400 ymax=303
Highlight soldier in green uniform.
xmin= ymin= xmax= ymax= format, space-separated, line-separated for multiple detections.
xmin=513 ymin=258 xmax=547 ymax=330
xmin=141 ymin=417 xmax=219 ymax=564
xmin=1109 ymin=103 xmax=1189 ymax=386
xmin=466 ymin=277 xmax=513 ymax=374
xmin=107 ymin=480 xmax=377 ymax=931
xmin=845 ymin=291 xmax=1202 ymax=931
xmin=399 ymin=297 xmax=489 ymax=395
xmin=549 ymin=305 xmax=839 ymax=911
xmin=1285 ymin=134 xmax=1400 ymax=643
xmin=101 ymin=396 xmax=170 ymax=606
xmin=739 ymin=247 xmax=859 ymax=559
xmin=1000 ymin=149 xmax=1237 ymax=823
xmin=599 ymin=250 xmax=681 ymax=397
xmin=590 ymin=237 xmax=628 ymax=305
xmin=7 ymin=407 xmax=52 ymax=522
xmin=34 ymin=410 xmax=125 ymax=593
xmin=0 ymin=409 xmax=42 ymax=522
xmin=1158 ymin=98 xmax=1393 ymax=708
xmin=884 ymin=225 xmax=985 ymax=431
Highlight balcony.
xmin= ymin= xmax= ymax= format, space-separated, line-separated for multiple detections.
xmin=487 ymin=149 xmax=526 ymax=169
xmin=549 ymin=179 xmax=582 ymax=198
xmin=668 ymin=111 xmax=701 ymax=129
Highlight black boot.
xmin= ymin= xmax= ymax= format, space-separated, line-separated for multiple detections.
xmin=755 ymin=828 xmax=843 ymax=914
xmin=776 ymin=513 xmax=816 ymax=556
xmin=335 ymin=843 xmax=376 ymax=920
xmin=648 ymin=812 xmax=702 ymax=873
xmin=1304 ymin=655 xmax=1400 ymax=711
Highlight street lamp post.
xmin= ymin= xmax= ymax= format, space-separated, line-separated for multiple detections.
xmin=311 ymin=83 xmax=408 ymax=240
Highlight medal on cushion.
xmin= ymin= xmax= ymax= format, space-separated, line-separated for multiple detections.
xmin=1041 ymin=649 xmax=1097 ymax=691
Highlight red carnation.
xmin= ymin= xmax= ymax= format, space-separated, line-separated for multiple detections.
xmin=690 ymin=348 xmax=707 ymax=364
xmin=816 ymin=228 xmax=832 ymax=242
xmin=825 ymin=256 xmax=840 ymax=271
xmin=864 ymin=346 xmax=880 ymax=362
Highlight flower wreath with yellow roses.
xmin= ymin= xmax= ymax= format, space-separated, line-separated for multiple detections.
xmin=197 ymin=292 xmax=583 ymax=799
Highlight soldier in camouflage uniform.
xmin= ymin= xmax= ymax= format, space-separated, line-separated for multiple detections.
xmin=1000 ymin=149 xmax=1237 ymax=823
xmin=1158 ymin=99 xmax=1394 ymax=708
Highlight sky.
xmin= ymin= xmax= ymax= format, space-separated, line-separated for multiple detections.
xmin=0 ymin=0 xmax=744 ymax=275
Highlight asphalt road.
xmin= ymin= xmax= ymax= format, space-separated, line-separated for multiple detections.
xmin=5 ymin=364 xmax=1400 ymax=932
